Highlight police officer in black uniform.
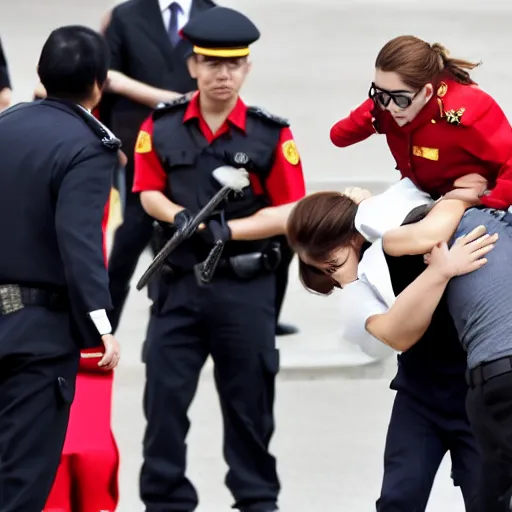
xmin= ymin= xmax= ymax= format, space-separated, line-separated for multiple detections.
xmin=133 ymin=7 xmax=306 ymax=511
xmin=0 ymin=26 xmax=120 ymax=512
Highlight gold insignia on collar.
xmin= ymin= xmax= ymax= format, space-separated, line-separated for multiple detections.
xmin=445 ymin=108 xmax=466 ymax=126
xmin=282 ymin=140 xmax=300 ymax=165
xmin=135 ymin=130 xmax=152 ymax=154
xmin=413 ymin=146 xmax=439 ymax=161
xmin=437 ymin=81 xmax=448 ymax=98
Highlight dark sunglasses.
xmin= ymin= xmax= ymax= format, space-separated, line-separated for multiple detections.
xmin=368 ymin=82 xmax=420 ymax=109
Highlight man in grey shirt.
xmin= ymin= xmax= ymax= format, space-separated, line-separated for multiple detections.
xmin=446 ymin=206 xmax=512 ymax=512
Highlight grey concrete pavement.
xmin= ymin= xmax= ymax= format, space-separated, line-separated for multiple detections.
xmin=111 ymin=250 xmax=465 ymax=511
xmin=113 ymin=369 xmax=467 ymax=511
xmin=3 ymin=0 xmax=510 ymax=509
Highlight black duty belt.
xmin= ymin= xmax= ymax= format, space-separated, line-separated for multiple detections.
xmin=466 ymin=356 xmax=512 ymax=387
xmin=0 ymin=284 xmax=68 ymax=316
xmin=165 ymin=248 xmax=281 ymax=283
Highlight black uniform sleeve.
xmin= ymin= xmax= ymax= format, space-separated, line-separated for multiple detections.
xmin=104 ymin=9 xmax=124 ymax=72
xmin=55 ymin=144 xmax=115 ymax=313
xmin=0 ymin=38 xmax=11 ymax=89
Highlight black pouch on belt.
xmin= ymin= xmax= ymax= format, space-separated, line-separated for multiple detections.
xmin=229 ymin=242 xmax=282 ymax=280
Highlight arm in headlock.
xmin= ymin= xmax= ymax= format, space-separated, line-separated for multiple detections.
xmin=382 ymin=199 xmax=469 ymax=256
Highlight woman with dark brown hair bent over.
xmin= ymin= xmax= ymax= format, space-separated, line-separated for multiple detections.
xmin=284 ymin=178 xmax=500 ymax=511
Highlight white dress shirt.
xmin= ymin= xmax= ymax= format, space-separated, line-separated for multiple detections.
xmin=338 ymin=178 xmax=435 ymax=360
xmin=159 ymin=0 xmax=193 ymax=32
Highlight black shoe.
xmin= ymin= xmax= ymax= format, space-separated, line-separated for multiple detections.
xmin=276 ymin=322 xmax=299 ymax=336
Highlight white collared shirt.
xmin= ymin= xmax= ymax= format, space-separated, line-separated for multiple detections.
xmin=158 ymin=0 xmax=192 ymax=31
xmin=338 ymin=178 xmax=435 ymax=360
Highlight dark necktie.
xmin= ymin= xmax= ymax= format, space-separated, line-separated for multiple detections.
xmin=167 ymin=2 xmax=182 ymax=47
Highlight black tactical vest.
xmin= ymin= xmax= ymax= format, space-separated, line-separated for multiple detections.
xmin=152 ymin=97 xmax=288 ymax=266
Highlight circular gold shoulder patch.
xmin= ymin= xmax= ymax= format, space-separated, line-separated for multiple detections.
xmin=135 ymin=130 xmax=152 ymax=154
xmin=282 ymin=140 xmax=300 ymax=165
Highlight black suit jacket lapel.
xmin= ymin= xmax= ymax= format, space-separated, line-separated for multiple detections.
xmin=135 ymin=0 xmax=176 ymax=69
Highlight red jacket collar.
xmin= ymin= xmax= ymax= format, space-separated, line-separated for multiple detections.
xmin=183 ymin=93 xmax=247 ymax=132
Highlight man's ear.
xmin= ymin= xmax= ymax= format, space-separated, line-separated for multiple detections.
xmin=187 ymin=55 xmax=197 ymax=79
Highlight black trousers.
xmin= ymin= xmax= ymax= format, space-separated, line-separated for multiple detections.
xmin=466 ymin=372 xmax=512 ymax=512
xmin=377 ymin=391 xmax=480 ymax=512
xmin=0 ymin=307 xmax=79 ymax=511
xmin=140 ymin=272 xmax=280 ymax=512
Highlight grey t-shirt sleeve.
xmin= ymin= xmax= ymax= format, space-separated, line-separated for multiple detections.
xmin=0 ymin=38 xmax=11 ymax=90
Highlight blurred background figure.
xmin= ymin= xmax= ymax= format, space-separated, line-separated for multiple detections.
xmin=101 ymin=0 xmax=216 ymax=334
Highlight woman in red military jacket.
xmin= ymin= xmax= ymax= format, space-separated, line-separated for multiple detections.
xmin=331 ymin=35 xmax=512 ymax=210
xmin=329 ymin=35 xmax=512 ymax=512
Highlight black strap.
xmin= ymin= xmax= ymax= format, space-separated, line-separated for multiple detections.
xmin=466 ymin=356 xmax=512 ymax=387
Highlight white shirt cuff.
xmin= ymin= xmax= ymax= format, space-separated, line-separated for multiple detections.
xmin=88 ymin=309 xmax=112 ymax=336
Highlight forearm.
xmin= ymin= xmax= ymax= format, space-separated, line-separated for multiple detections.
xmin=365 ymin=267 xmax=449 ymax=351
xmin=228 ymin=202 xmax=297 ymax=241
xmin=383 ymin=199 xmax=467 ymax=256
xmin=0 ymin=87 xmax=11 ymax=111
xmin=140 ymin=190 xmax=184 ymax=223
xmin=330 ymin=99 xmax=376 ymax=147
xmin=107 ymin=71 xmax=182 ymax=108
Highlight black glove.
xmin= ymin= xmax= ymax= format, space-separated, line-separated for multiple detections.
xmin=199 ymin=215 xmax=232 ymax=245
xmin=173 ymin=209 xmax=194 ymax=231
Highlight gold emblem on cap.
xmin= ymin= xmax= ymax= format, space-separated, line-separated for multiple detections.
xmin=282 ymin=140 xmax=300 ymax=165
xmin=135 ymin=130 xmax=152 ymax=154
xmin=445 ymin=107 xmax=465 ymax=126
xmin=437 ymin=81 xmax=448 ymax=98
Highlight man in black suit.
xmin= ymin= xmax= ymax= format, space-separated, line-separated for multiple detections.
xmin=103 ymin=0 xmax=216 ymax=332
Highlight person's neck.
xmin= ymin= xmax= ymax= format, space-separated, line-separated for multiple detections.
xmin=79 ymin=98 xmax=97 ymax=112
xmin=199 ymin=94 xmax=238 ymax=123
xmin=199 ymin=94 xmax=239 ymax=135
